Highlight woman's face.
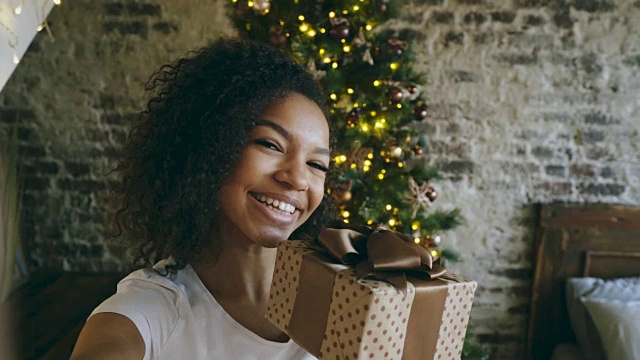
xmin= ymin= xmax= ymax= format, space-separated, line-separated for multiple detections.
xmin=218 ymin=92 xmax=330 ymax=248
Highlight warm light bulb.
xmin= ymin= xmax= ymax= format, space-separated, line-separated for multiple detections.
xmin=370 ymin=111 xmax=377 ymax=116
xmin=361 ymin=124 xmax=369 ymax=132
xmin=299 ymin=23 xmax=309 ymax=32
xmin=339 ymin=155 xmax=347 ymax=162
xmin=323 ymin=57 xmax=331 ymax=64
xmin=367 ymin=220 xmax=374 ymax=225
xmin=412 ymin=221 xmax=420 ymax=230
xmin=385 ymin=204 xmax=392 ymax=211
xmin=248 ymin=1 xmax=254 ymax=6
xmin=378 ymin=173 xmax=385 ymax=180
xmin=364 ymin=160 xmax=372 ymax=166
xmin=365 ymin=24 xmax=373 ymax=31
xmin=397 ymin=104 xmax=402 ymax=109
xmin=343 ymin=45 xmax=351 ymax=53
xmin=398 ymin=162 xmax=404 ymax=168
xmin=431 ymin=250 xmax=439 ymax=257
xmin=342 ymin=9 xmax=348 ymax=14
xmin=320 ymin=28 xmax=326 ymax=33
xmin=381 ymin=169 xmax=386 ymax=174
xmin=298 ymin=15 xmax=305 ymax=21
xmin=319 ymin=49 xmax=325 ymax=55
xmin=307 ymin=29 xmax=316 ymax=37
xmin=347 ymin=88 xmax=354 ymax=94
xmin=342 ymin=210 xmax=350 ymax=218
xmin=53 ymin=0 xmax=61 ymax=4
xmin=329 ymin=11 xmax=336 ymax=18
xmin=353 ymin=5 xmax=360 ymax=11
xmin=330 ymin=93 xmax=337 ymax=100
xmin=343 ymin=219 xmax=349 ymax=223
xmin=363 ymin=165 xmax=370 ymax=172
xmin=350 ymin=163 xmax=357 ymax=169
xmin=373 ymin=80 xmax=381 ymax=87
xmin=332 ymin=62 xmax=338 ymax=69
xmin=414 ymin=238 xmax=421 ymax=244
xmin=388 ymin=218 xmax=396 ymax=227
xmin=390 ymin=62 xmax=399 ymax=70
xmin=367 ymin=153 xmax=374 ymax=159
xmin=374 ymin=121 xmax=383 ymax=129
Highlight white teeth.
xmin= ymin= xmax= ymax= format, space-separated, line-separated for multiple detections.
xmin=254 ymin=194 xmax=296 ymax=214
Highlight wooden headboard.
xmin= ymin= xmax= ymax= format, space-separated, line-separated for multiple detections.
xmin=527 ymin=203 xmax=640 ymax=360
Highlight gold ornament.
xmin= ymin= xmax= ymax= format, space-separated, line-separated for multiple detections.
xmin=405 ymin=176 xmax=434 ymax=218
xmin=252 ymin=0 xmax=270 ymax=15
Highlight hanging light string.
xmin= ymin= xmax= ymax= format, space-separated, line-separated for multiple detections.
xmin=1 ymin=0 xmax=61 ymax=64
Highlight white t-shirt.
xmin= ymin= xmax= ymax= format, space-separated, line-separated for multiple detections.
xmin=90 ymin=263 xmax=315 ymax=360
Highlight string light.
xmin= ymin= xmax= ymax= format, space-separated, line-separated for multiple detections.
xmin=329 ymin=11 xmax=336 ymax=18
xmin=361 ymin=124 xmax=369 ymax=132
xmin=350 ymin=163 xmax=357 ymax=169
xmin=14 ymin=2 xmax=23 ymax=15
xmin=299 ymin=23 xmax=309 ymax=32
xmin=378 ymin=173 xmax=385 ymax=180
xmin=53 ymin=0 xmax=62 ymax=4
xmin=390 ymin=62 xmax=399 ymax=71
xmin=343 ymin=219 xmax=349 ymax=223
xmin=398 ymin=162 xmax=404 ymax=168
xmin=331 ymin=62 xmax=338 ymax=69
xmin=431 ymin=250 xmax=439 ymax=257
xmin=307 ymin=29 xmax=316 ymax=37
xmin=342 ymin=210 xmax=350 ymax=218
xmin=343 ymin=45 xmax=351 ymax=53
xmin=373 ymin=80 xmax=381 ymax=87
xmin=365 ymin=24 xmax=373 ymax=31
xmin=334 ymin=155 xmax=347 ymax=164
xmin=370 ymin=111 xmax=377 ymax=116
xmin=411 ymin=221 xmax=420 ymax=230
xmin=347 ymin=88 xmax=354 ymax=94
xmin=248 ymin=1 xmax=254 ymax=6
xmin=363 ymin=165 xmax=370 ymax=171
xmin=385 ymin=204 xmax=392 ymax=211
xmin=353 ymin=5 xmax=360 ymax=11
xmin=388 ymin=218 xmax=396 ymax=227
xmin=374 ymin=121 xmax=383 ymax=129
xmin=367 ymin=153 xmax=373 ymax=159
xmin=298 ymin=15 xmax=305 ymax=21
xmin=364 ymin=160 xmax=372 ymax=166
xmin=323 ymin=57 xmax=331 ymax=63
xmin=342 ymin=10 xmax=348 ymax=14
xmin=320 ymin=28 xmax=326 ymax=33
xmin=414 ymin=238 xmax=421 ymax=244
xmin=367 ymin=220 xmax=374 ymax=225
xmin=397 ymin=104 xmax=402 ymax=109
xmin=330 ymin=93 xmax=337 ymax=100
xmin=319 ymin=48 xmax=325 ymax=55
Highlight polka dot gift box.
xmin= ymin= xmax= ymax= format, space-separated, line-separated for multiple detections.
xmin=266 ymin=226 xmax=478 ymax=360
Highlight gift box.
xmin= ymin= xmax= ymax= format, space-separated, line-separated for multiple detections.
xmin=266 ymin=227 xmax=477 ymax=360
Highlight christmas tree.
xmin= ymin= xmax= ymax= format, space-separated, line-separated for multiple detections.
xmin=230 ymin=0 xmax=461 ymax=258
xmin=229 ymin=0 xmax=489 ymax=358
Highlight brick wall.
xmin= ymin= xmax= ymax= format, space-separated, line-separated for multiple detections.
xmin=1 ymin=0 xmax=638 ymax=358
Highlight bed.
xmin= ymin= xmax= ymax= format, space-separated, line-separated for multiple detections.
xmin=526 ymin=203 xmax=640 ymax=360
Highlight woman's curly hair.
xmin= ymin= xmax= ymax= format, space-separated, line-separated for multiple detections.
xmin=110 ymin=39 xmax=338 ymax=274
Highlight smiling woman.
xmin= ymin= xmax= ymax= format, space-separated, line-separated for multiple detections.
xmin=70 ymin=39 xmax=337 ymax=360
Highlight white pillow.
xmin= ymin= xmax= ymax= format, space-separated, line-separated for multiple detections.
xmin=566 ymin=277 xmax=640 ymax=360
xmin=583 ymin=299 xmax=640 ymax=360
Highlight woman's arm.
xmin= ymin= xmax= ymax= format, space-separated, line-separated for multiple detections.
xmin=70 ymin=312 xmax=145 ymax=360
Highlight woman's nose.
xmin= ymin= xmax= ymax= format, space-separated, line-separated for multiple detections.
xmin=274 ymin=159 xmax=309 ymax=191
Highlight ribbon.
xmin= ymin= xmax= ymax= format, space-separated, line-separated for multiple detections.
xmin=316 ymin=224 xmax=446 ymax=290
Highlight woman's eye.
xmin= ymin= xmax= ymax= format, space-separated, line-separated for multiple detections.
xmin=255 ymin=139 xmax=280 ymax=151
xmin=308 ymin=162 xmax=329 ymax=172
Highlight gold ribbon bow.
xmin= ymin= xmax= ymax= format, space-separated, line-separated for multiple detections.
xmin=316 ymin=224 xmax=446 ymax=291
